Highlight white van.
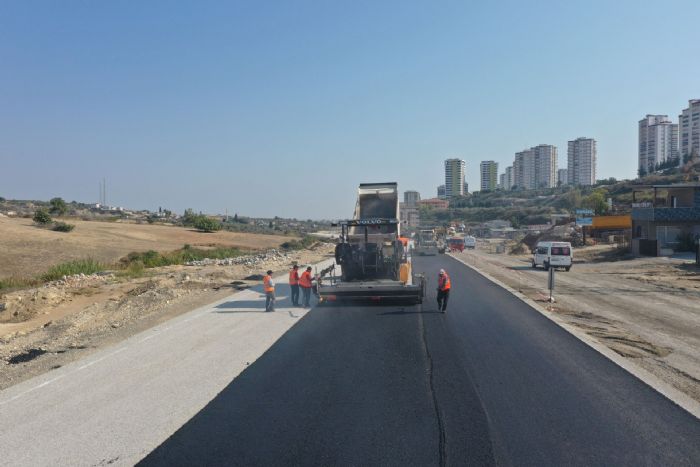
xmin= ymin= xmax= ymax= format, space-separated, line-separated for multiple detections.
xmin=532 ymin=241 xmax=573 ymax=271
xmin=464 ymin=236 xmax=476 ymax=249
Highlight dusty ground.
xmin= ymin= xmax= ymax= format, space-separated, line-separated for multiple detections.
xmin=455 ymin=242 xmax=700 ymax=403
xmin=0 ymin=217 xmax=294 ymax=279
xmin=0 ymin=243 xmax=335 ymax=390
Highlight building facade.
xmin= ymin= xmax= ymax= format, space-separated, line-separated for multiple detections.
xmin=504 ymin=166 xmax=514 ymax=190
xmin=513 ymin=145 xmax=557 ymax=190
xmin=437 ymin=185 xmax=446 ymax=199
xmin=444 ymin=158 xmax=466 ymax=198
xmin=403 ymin=190 xmax=420 ymax=206
xmin=638 ymin=115 xmax=678 ymax=173
xmin=679 ymin=99 xmax=700 ymax=163
xmin=567 ymin=137 xmax=597 ymax=186
xmin=419 ymin=198 xmax=449 ymax=209
xmin=557 ymin=168 xmax=568 ymax=186
xmin=399 ymin=203 xmax=420 ymax=228
xmin=480 ymin=161 xmax=498 ymax=191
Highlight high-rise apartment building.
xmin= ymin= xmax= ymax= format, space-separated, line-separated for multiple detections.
xmin=679 ymin=99 xmax=700 ymax=163
xmin=480 ymin=161 xmax=498 ymax=191
xmin=513 ymin=145 xmax=557 ymax=190
xmin=567 ymin=137 xmax=597 ymax=186
xmin=437 ymin=185 xmax=446 ymax=199
xmin=638 ymin=115 xmax=678 ymax=173
xmin=444 ymin=158 xmax=466 ymax=198
xmin=557 ymin=168 xmax=568 ymax=186
xmin=504 ymin=166 xmax=514 ymax=190
xmin=403 ymin=190 xmax=420 ymax=206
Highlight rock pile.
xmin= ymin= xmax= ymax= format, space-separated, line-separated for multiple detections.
xmin=44 ymin=273 xmax=113 ymax=289
xmin=185 ymin=249 xmax=292 ymax=267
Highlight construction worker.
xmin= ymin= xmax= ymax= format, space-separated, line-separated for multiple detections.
xmin=299 ymin=266 xmax=314 ymax=308
xmin=437 ymin=268 xmax=451 ymax=313
xmin=263 ymin=270 xmax=275 ymax=312
xmin=289 ymin=265 xmax=300 ymax=307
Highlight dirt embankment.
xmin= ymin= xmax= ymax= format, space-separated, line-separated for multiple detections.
xmin=456 ymin=243 xmax=700 ymax=404
xmin=0 ymin=217 xmax=294 ymax=279
xmin=0 ymin=244 xmax=335 ymax=390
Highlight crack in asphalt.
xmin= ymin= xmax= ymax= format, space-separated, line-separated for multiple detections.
xmin=419 ymin=308 xmax=447 ymax=467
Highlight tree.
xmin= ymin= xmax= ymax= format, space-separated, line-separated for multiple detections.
xmin=193 ymin=215 xmax=222 ymax=232
xmin=583 ymin=190 xmax=609 ymax=215
xmin=33 ymin=209 xmax=52 ymax=225
xmin=638 ymin=166 xmax=647 ymax=178
xmin=0 ymin=196 xmax=5 ymax=203
xmin=182 ymin=208 xmax=197 ymax=226
xmin=49 ymin=197 xmax=68 ymax=215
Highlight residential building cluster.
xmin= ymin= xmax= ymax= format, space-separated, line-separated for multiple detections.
xmin=490 ymin=137 xmax=596 ymax=191
xmin=638 ymin=99 xmax=700 ymax=174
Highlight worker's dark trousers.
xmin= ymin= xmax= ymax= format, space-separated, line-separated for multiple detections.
xmin=290 ymin=284 xmax=300 ymax=306
xmin=437 ymin=289 xmax=449 ymax=311
xmin=301 ymin=287 xmax=312 ymax=307
xmin=266 ymin=292 xmax=275 ymax=311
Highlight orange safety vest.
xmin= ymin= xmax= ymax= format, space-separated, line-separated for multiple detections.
xmin=438 ymin=273 xmax=451 ymax=291
xmin=299 ymin=271 xmax=312 ymax=288
xmin=289 ymin=269 xmax=299 ymax=286
xmin=263 ymin=275 xmax=274 ymax=293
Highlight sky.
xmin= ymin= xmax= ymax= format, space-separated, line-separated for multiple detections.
xmin=1 ymin=0 xmax=699 ymax=219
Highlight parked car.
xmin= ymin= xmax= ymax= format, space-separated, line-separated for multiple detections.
xmin=532 ymin=241 xmax=572 ymax=271
xmin=464 ymin=236 xmax=476 ymax=249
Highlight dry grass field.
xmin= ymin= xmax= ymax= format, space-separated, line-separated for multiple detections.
xmin=0 ymin=217 xmax=294 ymax=279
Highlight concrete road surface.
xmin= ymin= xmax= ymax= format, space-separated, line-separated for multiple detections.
xmin=2 ymin=256 xmax=700 ymax=466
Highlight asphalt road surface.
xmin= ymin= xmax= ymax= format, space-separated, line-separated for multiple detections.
xmin=141 ymin=255 xmax=700 ymax=466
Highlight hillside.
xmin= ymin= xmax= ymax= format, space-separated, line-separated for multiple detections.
xmin=420 ymin=159 xmax=700 ymax=226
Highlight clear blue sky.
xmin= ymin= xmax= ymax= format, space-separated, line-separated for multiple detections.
xmin=1 ymin=0 xmax=698 ymax=219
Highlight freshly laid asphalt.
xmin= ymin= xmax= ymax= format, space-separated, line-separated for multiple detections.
xmin=141 ymin=255 xmax=700 ymax=466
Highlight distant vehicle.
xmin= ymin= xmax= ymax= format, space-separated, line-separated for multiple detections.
xmin=532 ymin=241 xmax=572 ymax=271
xmin=447 ymin=237 xmax=465 ymax=252
xmin=464 ymin=236 xmax=476 ymax=249
xmin=415 ymin=229 xmax=438 ymax=256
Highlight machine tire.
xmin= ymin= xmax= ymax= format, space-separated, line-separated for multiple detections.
xmin=565 ymin=266 xmax=571 ymax=272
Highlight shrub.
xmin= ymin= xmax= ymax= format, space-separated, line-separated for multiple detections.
xmin=41 ymin=259 xmax=104 ymax=281
xmin=33 ymin=209 xmax=52 ymax=225
xmin=119 ymin=245 xmax=243 ymax=269
xmin=49 ymin=197 xmax=68 ymax=215
xmin=52 ymin=221 xmax=75 ymax=232
xmin=281 ymin=235 xmax=317 ymax=250
xmin=193 ymin=215 xmax=222 ymax=232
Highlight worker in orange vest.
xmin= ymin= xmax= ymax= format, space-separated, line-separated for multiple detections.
xmin=289 ymin=265 xmax=300 ymax=307
xmin=299 ymin=266 xmax=314 ymax=308
xmin=437 ymin=268 xmax=451 ymax=313
xmin=263 ymin=270 xmax=275 ymax=312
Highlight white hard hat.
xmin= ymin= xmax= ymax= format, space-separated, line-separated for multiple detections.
xmin=439 ymin=269 xmax=445 ymax=274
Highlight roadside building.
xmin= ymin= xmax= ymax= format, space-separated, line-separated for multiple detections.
xmin=399 ymin=203 xmax=420 ymax=228
xmin=631 ymin=183 xmax=700 ymax=256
